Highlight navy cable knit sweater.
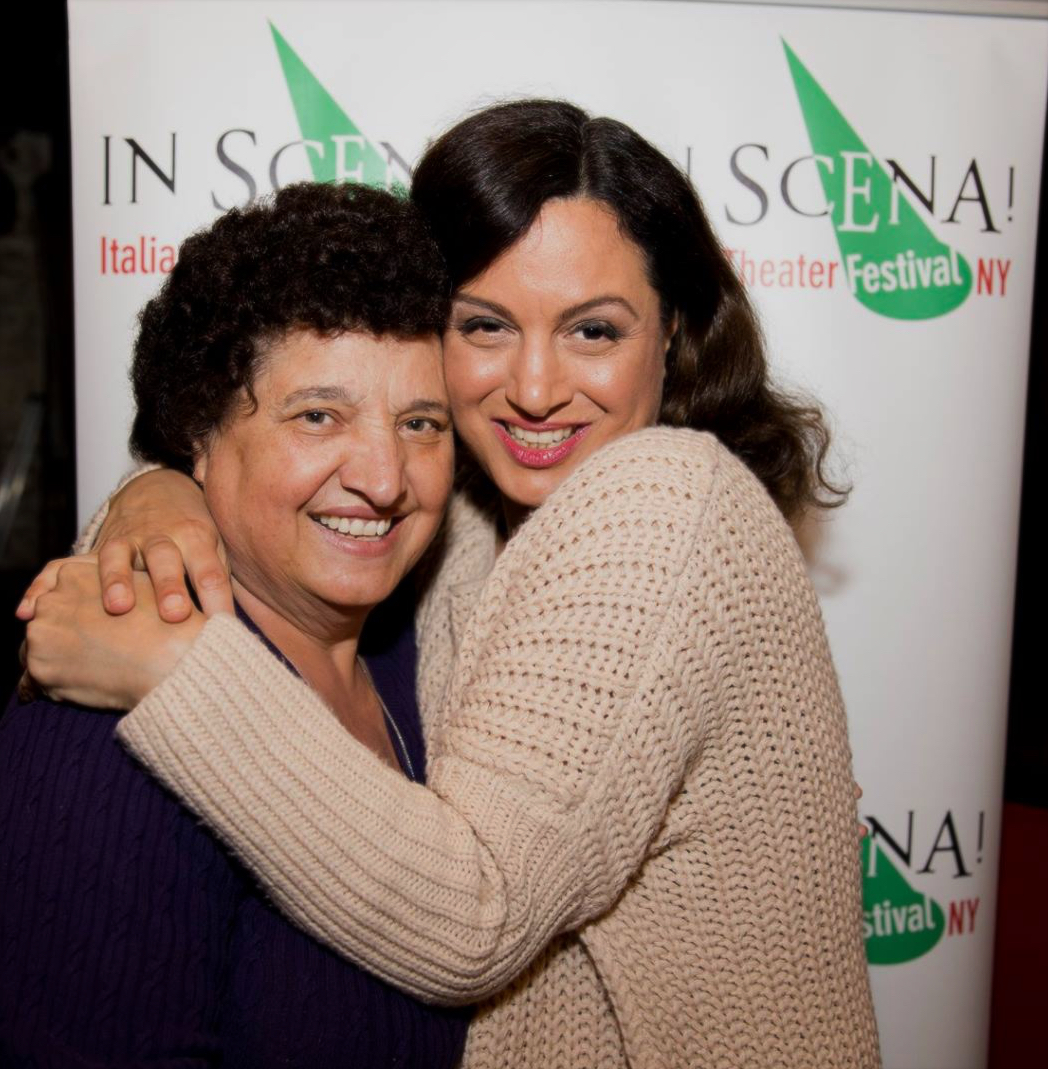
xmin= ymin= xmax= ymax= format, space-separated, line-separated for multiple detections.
xmin=0 ymin=597 xmax=470 ymax=1068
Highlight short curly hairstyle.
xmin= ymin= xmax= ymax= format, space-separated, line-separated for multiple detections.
xmin=129 ymin=182 xmax=450 ymax=474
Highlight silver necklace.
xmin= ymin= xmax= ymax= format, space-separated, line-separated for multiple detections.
xmin=236 ymin=606 xmax=414 ymax=778
xmin=357 ymin=656 xmax=416 ymax=781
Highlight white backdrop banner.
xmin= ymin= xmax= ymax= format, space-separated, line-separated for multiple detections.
xmin=68 ymin=3 xmax=1048 ymax=1066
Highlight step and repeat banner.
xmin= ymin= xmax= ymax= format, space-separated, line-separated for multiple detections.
xmin=68 ymin=2 xmax=1047 ymax=1066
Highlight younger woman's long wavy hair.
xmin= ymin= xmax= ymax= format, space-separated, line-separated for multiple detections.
xmin=411 ymin=99 xmax=845 ymax=519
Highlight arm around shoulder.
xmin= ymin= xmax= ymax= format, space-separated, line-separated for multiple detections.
xmin=116 ymin=428 xmax=727 ymax=1004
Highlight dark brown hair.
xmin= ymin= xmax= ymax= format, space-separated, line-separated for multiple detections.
xmin=412 ymin=99 xmax=844 ymax=518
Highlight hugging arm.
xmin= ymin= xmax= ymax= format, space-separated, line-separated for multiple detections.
xmin=113 ymin=432 xmax=716 ymax=1005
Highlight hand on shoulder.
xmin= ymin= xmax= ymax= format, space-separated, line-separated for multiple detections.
xmin=23 ymin=560 xmax=206 ymax=710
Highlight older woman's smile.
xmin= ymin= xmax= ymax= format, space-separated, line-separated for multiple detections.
xmin=313 ymin=513 xmax=396 ymax=538
xmin=309 ymin=510 xmax=404 ymax=559
xmin=194 ymin=329 xmax=453 ymax=633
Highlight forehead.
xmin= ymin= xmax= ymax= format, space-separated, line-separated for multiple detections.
xmin=468 ymin=197 xmax=657 ymax=309
xmin=258 ymin=329 xmax=445 ymax=399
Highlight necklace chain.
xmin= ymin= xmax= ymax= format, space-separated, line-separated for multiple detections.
xmin=272 ymin=638 xmax=416 ymax=780
xmin=357 ymin=657 xmax=416 ymax=781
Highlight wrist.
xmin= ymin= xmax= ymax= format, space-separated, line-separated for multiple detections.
xmin=133 ymin=612 xmax=206 ymax=705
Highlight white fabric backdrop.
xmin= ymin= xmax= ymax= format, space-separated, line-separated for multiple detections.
xmin=68 ymin=3 xmax=1048 ymax=1065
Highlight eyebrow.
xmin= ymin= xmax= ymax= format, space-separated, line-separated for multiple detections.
xmin=453 ymin=293 xmax=640 ymax=327
xmin=279 ymin=386 xmax=450 ymax=419
xmin=279 ymin=385 xmax=356 ymax=408
xmin=400 ymin=399 xmax=452 ymax=419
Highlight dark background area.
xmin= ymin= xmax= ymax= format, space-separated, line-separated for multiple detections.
xmin=1 ymin=1 xmax=76 ymax=683
xmin=1 ymin=2 xmax=1044 ymax=1065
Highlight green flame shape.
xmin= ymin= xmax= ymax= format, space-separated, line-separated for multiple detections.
xmin=270 ymin=23 xmax=402 ymax=192
xmin=783 ymin=40 xmax=970 ymax=320
xmin=862 ymin=837 xmax=945 ymax=964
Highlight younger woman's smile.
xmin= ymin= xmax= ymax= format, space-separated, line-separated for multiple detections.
xmin=443 ymin=197 xmax=673 ymax=520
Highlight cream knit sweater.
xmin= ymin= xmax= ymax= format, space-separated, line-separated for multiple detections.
xmin=116 ymin=428 xmax=880 ymax=1069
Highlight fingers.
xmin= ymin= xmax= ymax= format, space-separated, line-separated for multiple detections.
xmin=16 ymin=640 xmax=42 ymax=702
xmin=97 ymin=537 xmax=141 ymax=615
xmin=191 ymin=564 xmax=235 ymax=618
xmin=167 ymin=519 xmax=233 ymax=618
xmin=20 ymin=558 xmax=100 ymax=701
xmin=855 ymin=782 xmax=867 ymax=839
xmin=97 ymin=523 xmax=232 ymax=622
xmin=139 ymin=538 xmax=197 ymax=622
xmin=15 ymin=558 xmax=66 ymax=620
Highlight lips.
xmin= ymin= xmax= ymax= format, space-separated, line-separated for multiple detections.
xmin=309 ymin=512 xmax=404 ymax=558
xmin=493 ymin=421 xmax=591 ymax=469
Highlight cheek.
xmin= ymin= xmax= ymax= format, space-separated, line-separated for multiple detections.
xmin=408 ymin=445 xmax=455 ymax=514
xmin=225 ymin=444 xmax=335 ymax=522
xmin=443 ymin=339 xmax=503 ymax=411
xmin=639 ymin=358 xmax=666 ymax=424
xmin=589 ymin=345 xmax=666 ymax=426
xmin=635 ymin=340 xmax=667 ymax=423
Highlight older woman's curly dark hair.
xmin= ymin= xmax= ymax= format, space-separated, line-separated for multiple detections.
xmin=130 ymin=182 xmax=450 ymax=474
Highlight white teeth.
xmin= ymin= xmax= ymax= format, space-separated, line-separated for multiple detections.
xmin=316 ymin=515 xmax=392 ymax=538
xmin=505 ymin=424 xmax=575 ymax=447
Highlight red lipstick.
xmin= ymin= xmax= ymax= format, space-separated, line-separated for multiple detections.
xmin=493 ymin=421 xmax=591 ymax=469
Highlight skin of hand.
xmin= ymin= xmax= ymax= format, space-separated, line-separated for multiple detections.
xmin=16 ymin=468 xmax=232 ymax=623
xmin=22 ymin=558 xmax=206 ymax=709
xmin=856 ymin=783 xmax=867 ymax=839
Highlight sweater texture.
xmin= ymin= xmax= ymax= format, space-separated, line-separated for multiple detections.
xmin=115 ymin=427 xmax=881 ymax=1068
xmin=0 ymin=603 xmax=470 ymax=1068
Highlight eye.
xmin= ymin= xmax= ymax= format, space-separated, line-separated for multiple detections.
xmin=400 ymin=415 xmax=448 ymax=438
xmin=573 ymin=320 xmax=621 ymax=343
xmin=455 ymin=316 xmax=510 ymax=342
xmin=298 ymin=409 xmax=332 ymax=426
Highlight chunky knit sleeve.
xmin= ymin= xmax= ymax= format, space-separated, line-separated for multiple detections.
xmin=116 ymin=429 xmax=721 ymax=1004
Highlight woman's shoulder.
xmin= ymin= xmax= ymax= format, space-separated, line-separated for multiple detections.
xmin=1 ymin=690 xmax=128 ymax=790
xmin=0 ymin=689 xmax=234 ymax=870
xmin=0 ymin=692 xmax=243 ymax=1064
xmin=531 ymin=427 xmax=777 ymax=534
xmin=490 ymin=428 xmax=802 ymax=603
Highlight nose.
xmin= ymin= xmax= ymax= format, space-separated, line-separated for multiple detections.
xmin=504 ymin=338 xmax=571 ymax=417
xmin=338 ymin=423 xmax=406 ymax=510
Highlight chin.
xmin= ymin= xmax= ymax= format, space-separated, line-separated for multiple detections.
xmin=313 ymin=575 xmax=397 ymax=613
xmin=498 ymin=473 xmax=568 ymax=511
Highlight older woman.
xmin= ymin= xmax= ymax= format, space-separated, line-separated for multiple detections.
xmin=22 ymin=100 xmax=880 ymax=1067
xmin=0 ymin=182 xmax=470 ymax=1067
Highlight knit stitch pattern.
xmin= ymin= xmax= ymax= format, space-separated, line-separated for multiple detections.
xmin=118 ymin=428 xmax=880 ymax=1068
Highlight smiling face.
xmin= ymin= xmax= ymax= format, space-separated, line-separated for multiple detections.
xmin=193 ymin=329 xmax=453 ymax=632
xmin=443 ymin=197 xmax=674 ymax=517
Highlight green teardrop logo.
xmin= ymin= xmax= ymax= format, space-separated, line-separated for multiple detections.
xmin=783 ymin=40 xmax=971 ymax=320
xmin=862 ymin=837 xmax=945 ymax=964
xmin=270 ymin=23 xmax=402 ymax=192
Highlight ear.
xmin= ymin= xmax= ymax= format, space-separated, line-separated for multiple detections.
xmin=664 ymin=313 xmax=680 ymax=354
xmin=192 ymin=448 xmax=208 ymax=487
